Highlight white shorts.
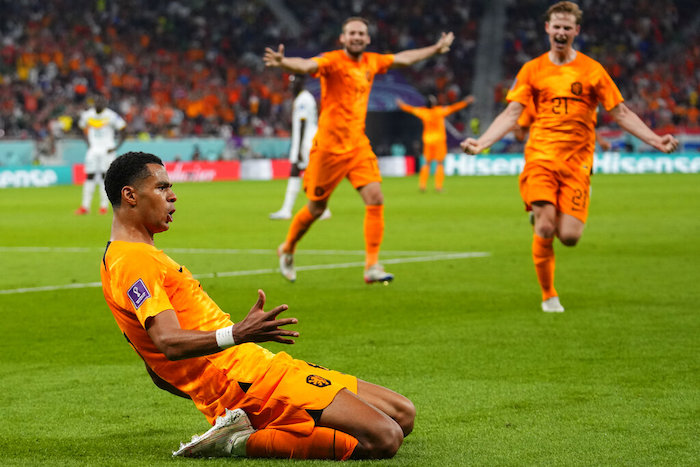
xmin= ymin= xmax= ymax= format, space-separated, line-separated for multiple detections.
xmin=84 ymin=147 xmax=115 ymax=175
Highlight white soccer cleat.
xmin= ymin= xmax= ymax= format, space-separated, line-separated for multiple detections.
xmin=319 ymin=208 xmax=332 ymax=220
xmin=269 ymin=210 xmax=292 ymax=220
xmin=364 ymin=264 xmax=394 ymax=284
xmin=277 ymin=245 xmax=296 ymax=282
xmin=173 ymin=408 xmax=254 ymax=458
xmin=541 ymin=296 xmax=565 ymax=312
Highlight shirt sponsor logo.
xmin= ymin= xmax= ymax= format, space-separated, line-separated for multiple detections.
xmin=127 ymin=278 xmax=151 ymax=309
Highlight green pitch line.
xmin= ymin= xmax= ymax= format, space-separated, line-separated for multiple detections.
xmin=0 ymin=249 xmax=489 ymax=295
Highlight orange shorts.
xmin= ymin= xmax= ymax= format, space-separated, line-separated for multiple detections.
xmin=518 ymin=158 xmax=591 ymax=223
xmin=303 ymin=143 xmax=382 ymax=201
xmin=423 ymin=140 xmax=448 ymax=162
xmin=238 ymin=352 xmax=358 ymax=436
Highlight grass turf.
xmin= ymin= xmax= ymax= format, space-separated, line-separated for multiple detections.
xmin=0 ymin=173 xmax=698 ymax=466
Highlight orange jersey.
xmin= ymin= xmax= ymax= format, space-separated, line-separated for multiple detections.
xmin=311 ymin=50 xmax=394 ymax=153
xmin=507 ymin=52 xmax=623 ymax=168
xmin=101 ymin=241 xmax=276 ymax=422
xmin=398 ymin=101 xmax=468 ymax=145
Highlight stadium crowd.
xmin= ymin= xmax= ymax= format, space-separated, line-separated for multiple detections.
xmin=0 ymin=0 xmax=697 ymax=146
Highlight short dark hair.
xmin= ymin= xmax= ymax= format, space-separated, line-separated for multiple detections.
xmin=105 ymin=152 xmax=164 ymax=207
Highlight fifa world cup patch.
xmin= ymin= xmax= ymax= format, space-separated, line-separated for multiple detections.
xmin=306 ymin=375 xmax=331 ymax=388
xmin=127 ymin=278 xmax=151 ymax=309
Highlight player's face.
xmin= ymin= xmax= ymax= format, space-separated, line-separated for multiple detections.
xmin=340 ymin=21 xmax=370 ymax=57
xmin=545 ymin=13 xmax=580 ymax=54
xmin=136 ymin=164 xmax=177 ymax=234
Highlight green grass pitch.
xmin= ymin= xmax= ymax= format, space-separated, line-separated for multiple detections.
xmin=0 ymin=173 xmax=698 ymax=466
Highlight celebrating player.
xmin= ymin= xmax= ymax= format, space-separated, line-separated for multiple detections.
xmin=397 ymin=95 xmax=474 ymax=192
xmin=101 ymin=151 xmax=415 ymax=460
xmin=264 ymin=16 xmax=455 ymax=283
xmin=460 ymin=1 xmax=678 ymax=312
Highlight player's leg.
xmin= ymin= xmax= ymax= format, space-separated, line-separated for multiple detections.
xmin=317 ymin=383 xmax=413 ymax=459
xmin=278 ymin=150 xmax=344 ymax=281
xmin=418 ymin=157 xmax=430 ymax=192
xmin=271 ymin=163 xmax=302 ymax=220
xmin=521 ymin=162 xmax=563 ymax=310
xmin=77 ymin=149 xmax=98 ymax=214
xmin=97 ymin=153 xmax=114 ymax=214
xmin=431 ymin=142 xmax=447 ymax=192
xmin=557 ymin=213 xmax=585 ymax=246
xmin=350 ymin=149 xmax=393 ymax=283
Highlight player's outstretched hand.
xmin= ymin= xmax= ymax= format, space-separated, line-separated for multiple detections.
xmin=263 ymin=44 xmax=285 ymax=68
xmin=464 ymin=95 xmax=476 ymax=106
xmin=460 ymin=137 xmax=483 ymax=155
xmin=233 ymin=289 xmax=298 ymax=345
xmin=656 ymin=134 xmax=679 ymax=153
xmin=436 ymin=32 xmax=454 ymax=53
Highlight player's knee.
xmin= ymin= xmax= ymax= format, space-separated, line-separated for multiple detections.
xmin=558 ymin=233 xmax=580 ymax=247
xmin=536 ymin=222 xmax=556 ymax=238
xmin=394 ymin=397 xmax=416 ymax=436
xmin=308 ymin=202 xmax=327 ymax=218
xmin=364 ymin=420 xmax=403 ymax=459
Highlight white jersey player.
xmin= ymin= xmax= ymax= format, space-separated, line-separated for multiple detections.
xmin=270 ymin=75 xmax=330 ymax=220
xmin=76 ymin=95 xmax=126 ymax=215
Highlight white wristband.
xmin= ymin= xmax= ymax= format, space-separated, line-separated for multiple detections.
xmin=215 ymin=325 xmax=236 ymax=349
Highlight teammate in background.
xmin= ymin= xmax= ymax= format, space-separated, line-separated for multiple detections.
xmin=396 ymin=95 xmax=474 ymax=192
xmin=269 ymin=74 xmax=330 ymax=221
xmin=76 ymin=95 xmax=126 ymax=215
xmin=264 ymin=16 xmax=455 ymax=283
xmin=101 ymin=152 xmax=415 ymax=460
xmin=460 ymin=1 xmax=678 ymax=312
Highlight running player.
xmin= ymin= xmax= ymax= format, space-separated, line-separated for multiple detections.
xmin=264 ymin=17 xmax=454 ymax=283
xmin=460 ymin=1 xmax=678 ymax=312
xmin=397 ymin=95 xmax=474 ymax=192
xmin=101 ymin=151 xmax=415 ymax=460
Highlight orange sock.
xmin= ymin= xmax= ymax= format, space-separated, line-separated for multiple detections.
xmin=532 ymin=234 xmax=557 ymax=300
xmin=246 ymin=427 xmax=358 ymax=460
xmin=434 ymin=163 xmax=444 ymax=190
xmin=283 ymin=205 xmax=315 ymax=253
xmin=364 ymin=205 xmax=384 ymax=268
xmin=418 ymin=164 xmax=429 ymax=190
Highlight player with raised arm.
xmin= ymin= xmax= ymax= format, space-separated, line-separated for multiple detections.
xmin=269 ymin=74 xmax=330 ymax=221
xmin=460 ymin=1 xmax=678 ymax=312
xmin=76 ymin=95 xmax=126 ymax=215
xmin=101 ymin=152 xmax=415 ymax=460
xmin=264 ymin=16 xmax=454 ymax=283
xmin=397 ymin=95 xmax=474 ymax=192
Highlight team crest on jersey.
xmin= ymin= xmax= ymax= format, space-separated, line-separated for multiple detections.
xmin=127 ymin=278 xmax=151 ymax=309
xmin=306 ymin=375 xmax=331 ymax=387
xmin=571 ymin=82 xmax=583 ymax=96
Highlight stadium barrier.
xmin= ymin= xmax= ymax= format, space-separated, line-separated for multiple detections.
xmin=444 ymin=152 xmax=700 ymax=176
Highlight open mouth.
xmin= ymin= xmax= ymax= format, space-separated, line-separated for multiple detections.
xmin=167 ymin=210 xmax=175 ymax=223
xmin=554 ymin=37 xmax=567 ymax=44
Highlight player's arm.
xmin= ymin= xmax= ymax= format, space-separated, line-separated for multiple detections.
xmin=445 ymin=96 xmax=474 ymax=115
xmin=461 ymin=101 xmax=525 ymax=154
xmin=395 ymin=98 xmax=415 ymax=114
xmin=391 ymin=32 xmax=454 ymax=67
xmin=111 ymin=127 xmax=126 ymax=153
xmin=144 ymin=361 xmax=191 ymax=399
xmin=609 ymin=103 xmax=679 ymax=153
xmin=263 ymin=44 xmax=318 ymax=74
xmin=146 ymin=289 xmax=299 ymax=361
xmin=595 ymin=129 xmax=611 ymax=151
